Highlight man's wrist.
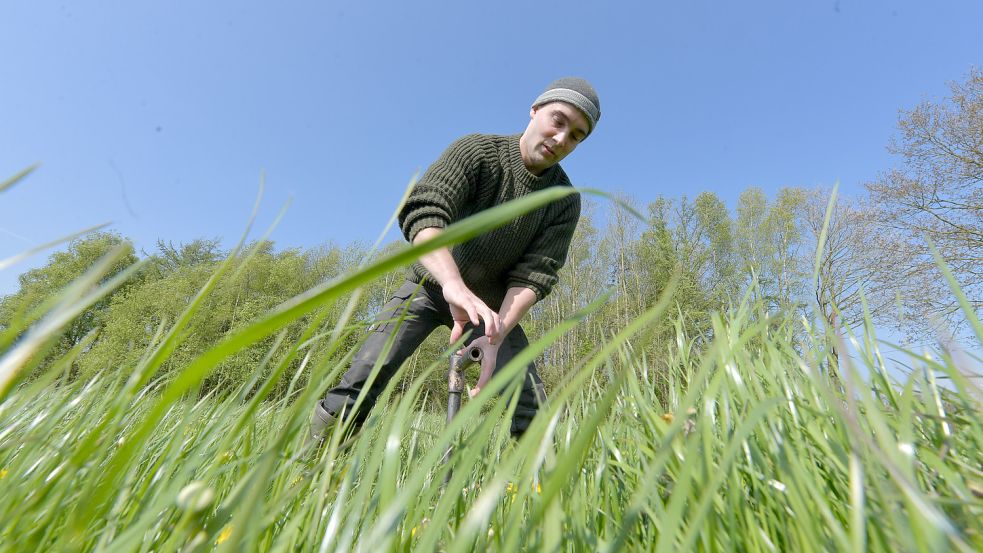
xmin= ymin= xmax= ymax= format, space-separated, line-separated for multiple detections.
xmin=494 ymin=286 xmax=537 ymax=341
xmin=440 ymin=277 xmax=468 ymax=293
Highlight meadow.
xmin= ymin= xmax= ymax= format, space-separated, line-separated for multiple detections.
xmin=1 ymin=184 xmax=981 ymax=552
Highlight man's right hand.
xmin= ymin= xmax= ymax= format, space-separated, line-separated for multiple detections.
xmin=442 ymin=280 xmax=501 ymax=344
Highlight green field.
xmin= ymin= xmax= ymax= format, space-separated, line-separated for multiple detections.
xmin=1 ymin=187 xmax=981 ymax=552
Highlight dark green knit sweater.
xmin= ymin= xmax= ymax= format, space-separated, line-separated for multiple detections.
xmin=398 ymin=133 xmax=581 ymax=309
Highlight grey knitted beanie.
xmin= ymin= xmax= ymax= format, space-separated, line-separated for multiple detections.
xmin=532 ymin=77 xmax=601 ymax=135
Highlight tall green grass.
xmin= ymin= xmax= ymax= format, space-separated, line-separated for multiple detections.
xmin=1 ymin=172 xmax=980 ymax=552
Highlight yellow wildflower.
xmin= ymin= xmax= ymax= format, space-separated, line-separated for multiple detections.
xmin=661 ymin=413 xmax=674 ymax=423
xmin=410 ymin=518 xmax=429 ymax=537
xmin=217 ymin=525 xmax=233 ymax=544
xmin=0 ymin=468 xmax=7 ymax=479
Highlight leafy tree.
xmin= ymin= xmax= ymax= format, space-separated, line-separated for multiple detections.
xmin=765 ymin=187 xmax=808 ymax=314
xmin=603 ymin=194 xmax=646 ymax=324
xmin=635 ymin=193 xmax=740 ymax=354
xmin=691 ymin=191 xmax=740 ymax=304
xmin=528 ymin=202 xmax=608 ymax=376
xmin=865 ymin=68 xmax=982 ymax=334
xmin=803 ymin=189 xmax=903 ymax=377
xmin=78 ymin=239 xmax=381 ymax=398
xmin=735 ymin=187 xmax=808 ymax=318
xmin=151 ymin=238 xmax=224 ymax=275
xmin=735 ymin=188 xmax=772 ymax=303
xmin=0 ymin=232 xmax=138 ymax=377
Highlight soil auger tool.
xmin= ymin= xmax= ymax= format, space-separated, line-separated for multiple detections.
xmin=442 ymin=337 xmax=496 ymax=484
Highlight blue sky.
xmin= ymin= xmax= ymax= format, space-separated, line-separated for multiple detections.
xmin=2 ymin=0 xmax=982 ymax=296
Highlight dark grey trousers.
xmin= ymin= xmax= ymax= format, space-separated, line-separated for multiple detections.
xmin=319 ymin=280 xmax=546 ymax=437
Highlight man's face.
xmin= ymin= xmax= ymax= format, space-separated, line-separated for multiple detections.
xmin=519 ymin=102 xmax=591 ymax=175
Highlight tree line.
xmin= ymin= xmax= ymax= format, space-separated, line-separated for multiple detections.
xmin=2 ymin=69 xmax=979 ymax=400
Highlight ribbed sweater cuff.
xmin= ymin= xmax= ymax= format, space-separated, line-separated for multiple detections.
xmin=405 ymin=216 xmax=448 ymax=243
xmin=506 ymin=279 xmax=547 ymax=302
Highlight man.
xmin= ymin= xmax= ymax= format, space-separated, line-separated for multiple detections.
xmin=310 ymin=77 xmax=600 ymax=441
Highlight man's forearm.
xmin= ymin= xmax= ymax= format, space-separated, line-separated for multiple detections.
xmin=413 ymin=227 xmax=465 ymax=288
xmin=497 ymin=286 xmax=538 ymax=341
xmin=413 ymin=227 xmax=502 ymax=341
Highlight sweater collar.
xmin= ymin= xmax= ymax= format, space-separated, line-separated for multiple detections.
xmin=507 ymin=134 xmax=558 ymax=190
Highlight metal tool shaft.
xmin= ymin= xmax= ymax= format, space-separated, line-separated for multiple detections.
xmin=442 ymin=346 xmax=484 ymax=484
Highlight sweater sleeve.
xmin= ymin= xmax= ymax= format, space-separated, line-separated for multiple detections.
xmin=398 ymin=135 xmax=482 ymax=243
xmin=506 ymin=192 xmax=581 ymax=301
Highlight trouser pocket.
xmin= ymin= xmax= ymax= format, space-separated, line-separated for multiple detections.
xmin=366 ymin=282 xmax=422 ymax=333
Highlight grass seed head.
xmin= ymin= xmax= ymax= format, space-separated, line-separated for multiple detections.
xmin=176 ymin=481 xmax=215 ymax=514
